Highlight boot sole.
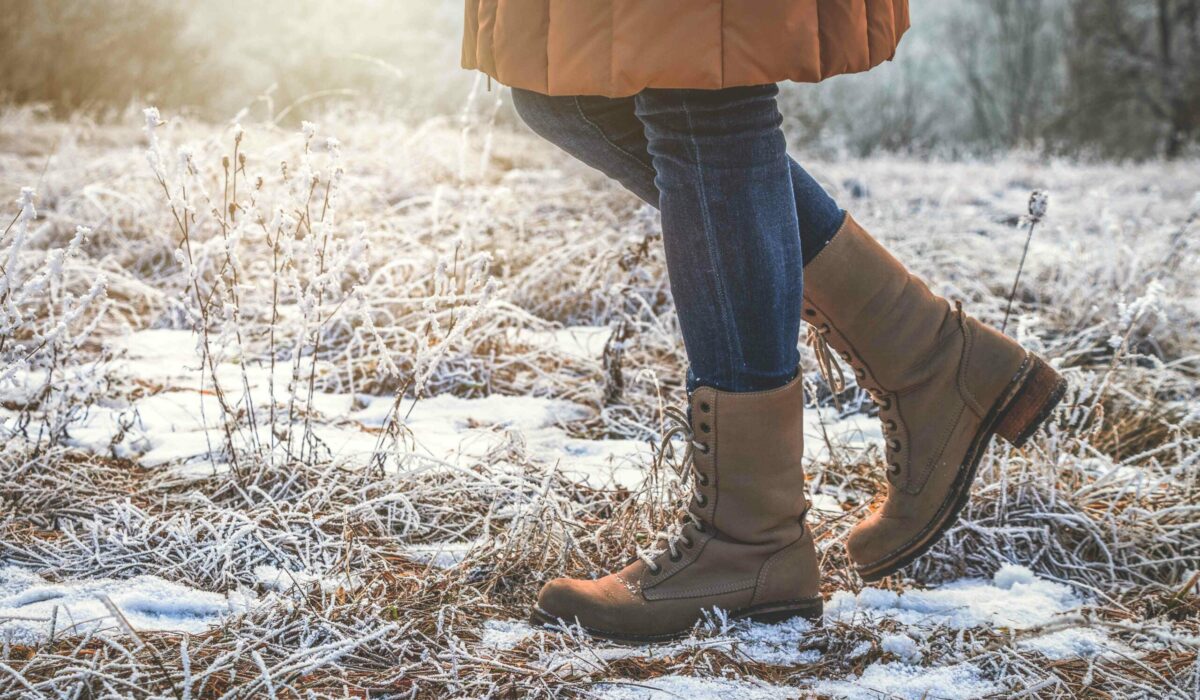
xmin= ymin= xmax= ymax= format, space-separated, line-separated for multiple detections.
xmin=855 ymin=353 xmax=1067 ymax=582
xmin=528 ymin=596 xmax=823 ymax=645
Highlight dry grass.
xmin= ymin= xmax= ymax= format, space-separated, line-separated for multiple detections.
xmin=0 ymin=97 xmax=1198 ymax=698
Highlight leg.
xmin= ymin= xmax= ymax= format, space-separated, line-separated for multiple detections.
xmin=633 ymin=84 xmax=803 ymax=392
xmin=514 ymin=89 xmax=1069 ymax=584
xmin=511 ymin=87 xmax=845 ymax=265
xmin=524 ymin=88 xmax=819 ymax=641
xmin=511 ymin=90 xmax=659 ymax=206
xmin=804 ymin=217 xmax=1068 ymax=581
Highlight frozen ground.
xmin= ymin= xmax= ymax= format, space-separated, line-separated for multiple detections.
xmin=0 ymin=103 xmax=1197 ymax=697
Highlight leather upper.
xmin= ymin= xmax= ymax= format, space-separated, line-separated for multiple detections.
xmin=536 ymin=372 xmax=819 ymax=635
xmin=802 ymin=215 xmax=1027 ymax=568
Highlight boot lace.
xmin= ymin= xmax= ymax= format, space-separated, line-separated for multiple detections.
xmin=872 ymin=390 xmax=903 ymax=478
xmin=636 ymin=405 xmax=711 ymax=574
xmin=808 ymin=325 xmax=847 ymax=410
xmin=808 ymin=318 xmax=903 ymax=479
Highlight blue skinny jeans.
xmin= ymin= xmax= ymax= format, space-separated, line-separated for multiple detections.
xmin=512 ymin=84 xmax=845 ymax=393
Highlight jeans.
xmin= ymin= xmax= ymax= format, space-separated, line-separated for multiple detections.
xmin=512 ymin=84 xmax=845 ymax=393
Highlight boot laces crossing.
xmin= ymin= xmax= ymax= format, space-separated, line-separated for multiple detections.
xmin=809 ymin=320 xmax=903 ymax=478
xmin=637 ymin=405 xmax=710 ymax=574
xmin=807 ymin=325 xmax=846 ymax=410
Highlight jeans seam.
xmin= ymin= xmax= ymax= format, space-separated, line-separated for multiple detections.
xmin=572 ymin=97 xmax=657 ymax=179
xmin=680 ymin=93 xmax=742 ymax=385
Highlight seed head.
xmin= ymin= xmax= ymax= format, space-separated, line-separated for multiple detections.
xmin=1028 ymin=190 xmax=1049 ymax=224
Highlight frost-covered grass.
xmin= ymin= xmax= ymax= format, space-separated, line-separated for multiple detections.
xmin=0 ymin=97 xmax=1198 ymax=698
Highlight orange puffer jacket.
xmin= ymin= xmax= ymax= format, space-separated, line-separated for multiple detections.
xmin=462 ymin=0 xmax=910 ymax=97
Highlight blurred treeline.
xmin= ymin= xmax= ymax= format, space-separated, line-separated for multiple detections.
xmin=782 ymin=0 xmax=1200 ymax=159
xmin=1 ymin=0 xmax=1197 ymax=160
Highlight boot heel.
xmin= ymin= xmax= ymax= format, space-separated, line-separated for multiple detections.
xmin=994 ymin=355 xmax=1067 ymax=448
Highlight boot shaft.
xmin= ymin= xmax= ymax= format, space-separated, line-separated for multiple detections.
xmin=688 ymin=372 xmax=808 ymax=546
xmin=800 ymin=214 xmax=1062 ymax=582
xmin=803 ymin=215 xmax=960 ymax=392
xmin=534 ymin=369 xmax=823 ymax=640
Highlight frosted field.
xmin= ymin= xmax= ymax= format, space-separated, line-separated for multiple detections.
xmin=0 ymin=100 xmax=1198 ymax=697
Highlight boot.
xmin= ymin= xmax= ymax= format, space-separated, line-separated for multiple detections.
xmin=804 ymin=215 xmax=1067 ymax=582
xmin=532 ymin=372 xmax=822 ymax=642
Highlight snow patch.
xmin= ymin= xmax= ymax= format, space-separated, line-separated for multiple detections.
xmin=1019 ymin=626 xmax=1134 ymax=660
xmin=594 ymin=675 xmax=796 ymax=700
xmin=480 ymin=619 xmax=539 ymax=650
xmin=0 ymin=566 xmax=253 ymax=643
xmin=812 ymin=661 xmax=1000 ymax=700
xmin=253 ymin=565 xmax=360 ymax=594
xmin=828 ymin=565 xmax=1082 ymax=630
xmin=405 ymin=541 xmax=478 ymax=569
xmin=880 ymin=632 xmax=923 ymax=663
xmin=992 ymin=562 xmax=1036 ymax=589
xmin=731 ymin=617 xmax=822 ymax=666
xmin=36 ymin=329 xmax=648 ymax=487
xmin=510 ymin=325 xmax=611 ymax=360
xmin=804 ymin=408 xmax=883 ymax=462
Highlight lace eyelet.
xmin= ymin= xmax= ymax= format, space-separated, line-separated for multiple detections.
xmin=885 ymin=420 xmax=897 ymax=431
xmin=700 ymin=402 xmax=711 ymax=413
xmin=695 ymin=493 xmax=708 ymax=507
xmin=681 ymin=536 xmax=693 ymax=548
xmin=697 ymin=473 xmax=709 ymax=486
xmin=649 ymin=563 xmax=662 ymax=575
xmin=820 ymin=323 xmax=832 ymax=334
xmin=696 ymin=443 xmax=710 ymax=455
xmin=700 ymin=422 xmax=711 ymax=434
xmin=888 ymin=464 xmax=902 ymax=476
xmin=695 ymin=521 xmax=707 ymax=533
xmin=805 ymin=308 xmax=817 ymax=317
xmin=669 ymin=551 xmax=682 ymax=563
xmin=889 ymin=439 xmax=902 ymax=452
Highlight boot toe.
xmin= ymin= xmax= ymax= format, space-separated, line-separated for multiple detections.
xmin=535 ymin=577 xmax=589 ymax=624
xmin=535 ymin=572 xmax=643 ymax=634
xmin=846 ymin=511 xmax=917 ymax=570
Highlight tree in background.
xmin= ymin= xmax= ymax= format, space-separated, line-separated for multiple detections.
xmin=946 ymin=0 xmax=1067 ymax=152
xmin=1064 ymin=0 xmax=1200 ymax=158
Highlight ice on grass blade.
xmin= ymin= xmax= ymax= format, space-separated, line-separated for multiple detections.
xmin=14 ymin=186 xmax=36 ymax=219
xmin=699 ymin=606 xmax=735 ymax=637
xmin=1 ymin=187 xmax=112 ymax=450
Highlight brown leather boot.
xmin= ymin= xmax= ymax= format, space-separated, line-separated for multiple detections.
xmin=531 ymin=372 xmax=822 ymax=642
xmin=804 ymin=215 xmax=1067 ymax=582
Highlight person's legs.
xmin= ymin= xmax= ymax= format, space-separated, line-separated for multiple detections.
xmin=524 ymin=85 xmax=821 ymax=640
xmin=631 ymin=85 xmax=802 ymax=392
xmin=514 ymin=88 xmax=1069 ymax=588
xmin=510 ymin=90 xmax=660 ymax=206
xmin=511 ymin=87 xmax=845 ymax=266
